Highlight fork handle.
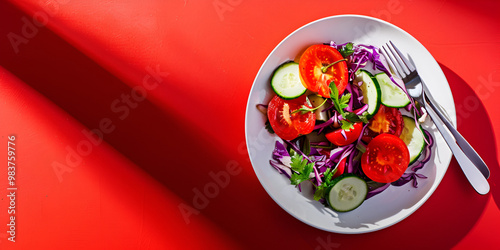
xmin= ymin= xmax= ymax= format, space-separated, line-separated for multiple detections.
xmin=424 ymin=94 xmax=490 ymax=179
xmin=425 ymin=105 xmax=490 ymax=195
xmin=423 ymin=85 xmax=490 ymax=179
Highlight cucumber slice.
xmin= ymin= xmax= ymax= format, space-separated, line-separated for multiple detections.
xmin=400 ymin=116 xmax=426 ymax=164
xmin=354 ymin=69 xmax=381 ymax=119
xmin=375 ymin=73 xmax=411 ymax=108
xmin=271 ymin=62 xmax=307 ymax=99
xmin=327 ymin=174 xmax=368 ymax=212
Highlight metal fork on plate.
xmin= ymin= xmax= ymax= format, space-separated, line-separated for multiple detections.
xmin=380 ymin=41 xmax=490 ymax=195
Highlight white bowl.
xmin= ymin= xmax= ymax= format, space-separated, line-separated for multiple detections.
xmin=245 ymin=15 xmax=455 ymax=234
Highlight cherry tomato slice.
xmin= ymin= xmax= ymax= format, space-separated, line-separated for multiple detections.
xmin=267 ymin=95 xmax=316 ymax=140
xmin=325 ymin=122 xmax=363 ymax=146
xmin=361 ymin=134 xmax=410 ymax=183
xmin=361 ymin=105 xmax=404 ymax=143
xmin=299 ymin=45 xmax=349 ymax=98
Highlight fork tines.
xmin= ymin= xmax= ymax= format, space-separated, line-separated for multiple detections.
xmin=380 ymin=41 xmax=416 ymax=81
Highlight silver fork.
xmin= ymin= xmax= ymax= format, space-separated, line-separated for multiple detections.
xmin=381 ymin=41 xmax=490 ymax=195
xmin=385 ymin=41 xmax=489 ymax=179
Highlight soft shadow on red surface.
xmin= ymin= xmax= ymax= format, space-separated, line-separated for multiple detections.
xmin=440 ymin=64 xmax=500 ymax=207
xmin=0 ymin=2 xmax=312 ymax=248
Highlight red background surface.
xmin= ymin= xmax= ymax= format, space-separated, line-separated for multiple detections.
xmin=0 ymin=0 xmax=499 ymax=249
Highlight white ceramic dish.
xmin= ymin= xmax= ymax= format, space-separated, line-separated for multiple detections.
xmin=245 ymin=15 xmax=455 ymax=234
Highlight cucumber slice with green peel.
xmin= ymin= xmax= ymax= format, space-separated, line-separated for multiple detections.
xmin=400 ymin=116 xmax=426 ymax=164
xmin=271 ymin=62 xmax=307 ymax=99
xmin=327 ymin=174 xmax=368 ymax=212
xmin=375 ymin=73 xmax=411 ymax=108
xmin=354 ymin=69 xmax=381 ymax=119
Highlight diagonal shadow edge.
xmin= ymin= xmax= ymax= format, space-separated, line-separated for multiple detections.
xmin=0 ymin=1 xmax=297 ymax=248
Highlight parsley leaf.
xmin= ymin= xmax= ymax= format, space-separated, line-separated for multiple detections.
xmin=313 ymin=168 xmax=336 ymax=201
xmin=339 ymin=93 xmax=351 ymax=108
xmin=329 ymin=82 xmax=351 ymax=117
xmin=344 ymin=112 xmax=370 ymax=124
xmin=359 ymin=112 xmax=370 ymax=123
xmin=340 ymin=120 xmax=354 ymax=131
xmin=340 ymin=111 xmax=370 ymax=131
xmin=338 ymin=93 xmax=351 ymax=115
xmin=329 ymin=82 xmax=356 ymax=131
xmin=289 ymin=152 xmax=314 ymax=186
xmin=329 ymin=81 xmax=339 ymax=100
xmin=339 ymin=42 xmax=354 ymax=58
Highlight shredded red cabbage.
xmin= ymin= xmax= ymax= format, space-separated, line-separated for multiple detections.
xmin=265 ymin=41 xmax=436 ymax=207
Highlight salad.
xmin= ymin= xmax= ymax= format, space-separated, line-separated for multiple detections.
xmin=257 ymin=42 xmax=433 ymax=212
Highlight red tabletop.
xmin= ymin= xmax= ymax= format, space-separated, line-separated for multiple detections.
xmin=1 ymin=0 xmax=499 ymax=249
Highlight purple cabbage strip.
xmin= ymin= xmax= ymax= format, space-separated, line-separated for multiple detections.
xmin=313 ymin=111 xmax=342 ymax=134
xmin=310 ymin=141 xmax=330 ymax=147
xmin=335 ymin=144 xmax=355 ymax=172
xmin=366 ymin=183 xmax=391 ymax=200
xmin=346 ymin=149 xmax=359 ymax=174
xmin=354 ymin=104 xmax=368 ymax=115
xmin=308 ymin=146 xmax=320 ymax=156
xmin=340 ymin=129 xmax=347 ymax=140
xmin=329 ymin=145 xmax=350 ymax=163
xmin=283 ymin=139 xmax=332 ymax=188
xmin=392 ymin=172 xmax=428 ymax=188
xmin=330 ymin=41 xmax=350 ymax=48
xmin=314 ymin=115 xmax=335 ymax=132
xmin=272 ymin=140 xmax=289 ymax=161
xmin=345 ymin=83 xmax=354 ymax=112
xmin=313 ymin=163 xmax=322 ymax=186
xmin=314 ymin=155 xmax=329 ymax=173
xmin=404 ymin=103 xmax=412 ymax=112
xmin=269 ymin=160 xmax=292 ymax=179
xmin=349 ymin=54 xmax=368 ymax=81
xmin=350 ymin=84 xmax=364 ymax=109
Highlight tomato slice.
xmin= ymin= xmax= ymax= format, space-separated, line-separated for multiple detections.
xmin=325 ymin=122 xmax=363 ymax=146
xmin=267 ymin=95 xmax=316 ymax=140
xmin=361 ymin=105 xmax=403 ymax=143
xmin=361 ymin=134 xmax=410 ymax=183
xmin=299 ymin=45 xmax=349 ymax=98
xmin=332 ymin=157 xmax=346 ymax=179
